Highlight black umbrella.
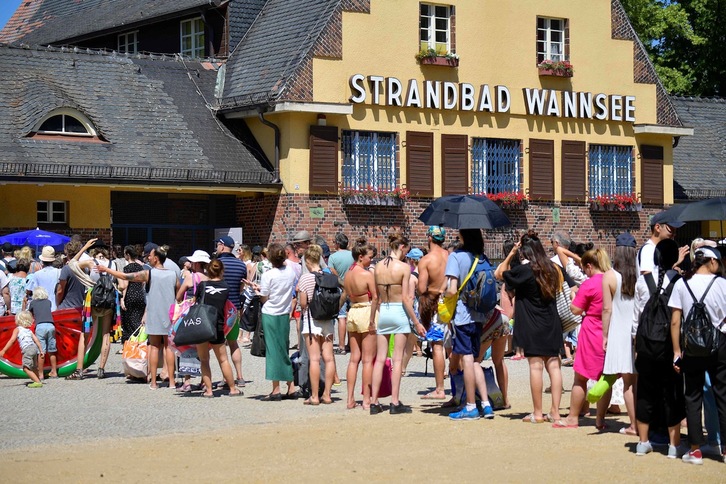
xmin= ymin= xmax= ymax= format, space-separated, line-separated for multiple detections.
xmin=418 ymin=194 xmax=511 ymax=230
xmin=676 ymin=197 xmax=726 ymax=222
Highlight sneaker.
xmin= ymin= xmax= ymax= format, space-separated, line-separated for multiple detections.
xmin=449 ymin=407 xmax=480 ymax=420
xmin=636 ymin=442 xmax=653 ymax=456
xmin=480 ymin=405 xmax=495 ymax=419
xmin=369 ymin=403 xmax=385 ymax=415
xmin=27 ymin=382 xmax=43 ymax=388
xmin=390 ymin=402 xmax=412 ymax=415
xmin=682 ymin=449 xmax=703 ymax=465
xmin=668 ymin=444 xmax=685 ymax=459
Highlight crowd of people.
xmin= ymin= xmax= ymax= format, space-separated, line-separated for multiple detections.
xmin=1 ymin=213 xmax=726 ymax=465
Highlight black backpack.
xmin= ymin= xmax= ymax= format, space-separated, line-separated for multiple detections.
xmin=91 ymin=259 xmax=116 ymax=309
xmin=681 ymin=276 xmax=720 ymax=358
xmin=308 ymin=271 xmax=342 ymax=321
xmin=635 ymin=273 xmax=680 ymax=361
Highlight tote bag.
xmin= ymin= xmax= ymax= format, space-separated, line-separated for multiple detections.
xmin=174 ymin=282 xmax=218 ymax=346
xmin=556 ymin=278 xmax=581 ymax=333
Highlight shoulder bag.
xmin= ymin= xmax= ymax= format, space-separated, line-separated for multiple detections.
xmin=173 ymin=281 xmax=218 ymax=346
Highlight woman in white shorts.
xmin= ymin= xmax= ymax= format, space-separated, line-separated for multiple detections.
xmin=297 ymin=244 xmax=336 ymax=405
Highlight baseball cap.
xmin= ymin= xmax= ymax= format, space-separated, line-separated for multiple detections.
xmin=1 ymin=242 xmax=13 ymax=253
xmin=214 ymin=236 xmax=235 ymax=248
xmin=407 ymin=248 xmax=424 ymax=260
xmin=615 ymin=233 xmax=636 ymax=248
xmin=650 ymin=211 xmax=685 ymax=229
xmin=144 ymin=242 xmax=159 ymax=256
xmin=696 ymin=247 xmax=721 ymax=260
xmin=427 ymin=226 xmax=446 ymax=242
xmin=252 ymin=245 xmax=263 ymax=255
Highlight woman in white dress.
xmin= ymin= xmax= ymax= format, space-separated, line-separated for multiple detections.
xmin=601 ymin=233 xmax=638 ymax=435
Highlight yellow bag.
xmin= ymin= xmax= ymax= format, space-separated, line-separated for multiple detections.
xmin=437 ymin=257 xmax=479 ymax=324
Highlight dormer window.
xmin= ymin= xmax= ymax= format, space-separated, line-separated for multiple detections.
xmin=30 ymin=108 xmax=103 ymax=140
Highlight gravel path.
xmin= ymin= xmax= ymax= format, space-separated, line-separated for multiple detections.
xmin=0 ymin=327 xmax=539 ymax=451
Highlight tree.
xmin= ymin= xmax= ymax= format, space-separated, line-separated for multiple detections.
xmin=620 ymin=0 xmax=726 ymax=96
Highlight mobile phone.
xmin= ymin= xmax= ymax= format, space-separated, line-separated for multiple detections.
xmin=673 ymin=356 xmax=682 ymax=368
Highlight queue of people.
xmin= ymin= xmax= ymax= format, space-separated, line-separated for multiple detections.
xmin=2 ymin=218 xmax=726 ymax=467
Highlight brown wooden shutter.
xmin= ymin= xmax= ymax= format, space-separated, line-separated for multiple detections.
xmin=309 ymin=126 xmax=338 ymax=193
xmin=561 ymin=140 xmax=586 ymax=201
xmin=640 ymin=145 xmax=664 ymax=205
xmin=529 ymin=139 xmax=554 ymax=200
xmin=441 ymin=134 xmax=468 ymax=195
xmin=406 ymin=131 xmax=434 ymax=197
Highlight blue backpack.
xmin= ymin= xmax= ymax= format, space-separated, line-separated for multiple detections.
xmin=460 ymin=253 xmax=498 ymax=316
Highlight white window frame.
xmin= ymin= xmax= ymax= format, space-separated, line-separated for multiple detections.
xmin=37 ymin=200 xmax=67 ymax=224
xmin=180 ymin=17 xmax=205 ymax=58
xmin=537 ymin=17 xmax=567 ymax=63
xmin=33 ymin=108 xmax=96 ymax=137
xmin=420 ymin=3 xmax=452 ymax=54
xmin=341 ymin=130 xmax=398 ymax=191
xmin=117 ymin=31 xmax=139 ymax=54
xmin=588 ymin=144 xmax=634 ymax=198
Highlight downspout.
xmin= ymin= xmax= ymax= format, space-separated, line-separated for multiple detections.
xmin=258 ymin=109 xmax=281 ymax=183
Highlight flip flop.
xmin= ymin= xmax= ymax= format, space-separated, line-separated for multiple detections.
xmin=619 ymin=427 xmax=637 ymax=436
xmin=202 ymin=393 xmax=215 ymax=398
xmin=321 ymin=398 xmax=333 ymax=405
xmin=544 ymin=414 xmax=557 ymax=423
xmin=347 ymin=403 xmax=360 ymax=410
xmin=523 ymin=414 xmax=545 ymax=423
xmin=421 ymin=393 xmax=447 ymax=400
xmin=303 ymin=399 xmax=320 ymax=406
xmin=226 ymin=391 xmax=244 ymax=397
xmin=552 ymin=420 xmax=579 ymax=429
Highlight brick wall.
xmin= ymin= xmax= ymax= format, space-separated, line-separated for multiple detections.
xmin=236 ymin=194 xmax=663 ymax=259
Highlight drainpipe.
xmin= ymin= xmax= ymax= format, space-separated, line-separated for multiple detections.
xmin=258 ymin=109 xmax=281 ymax=183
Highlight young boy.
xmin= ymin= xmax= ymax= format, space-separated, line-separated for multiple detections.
xmin=0 ymin=310 xmax=44 ymax=387
xmin=28 ymin=287 xmax=56 ymax=378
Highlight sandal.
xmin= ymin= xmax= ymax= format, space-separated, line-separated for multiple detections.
xmin=97 ymin=368 xmax=105 ymax=379
xmin=522 ymin=413 xmax=545 ymax=423
xmin=65 ymin=370 xmax=83 ymax=380
xmin=334 ymin=347 xmax=347 ymax=355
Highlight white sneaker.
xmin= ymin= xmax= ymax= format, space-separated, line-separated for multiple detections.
xmin=682 ymin=449 xmax=703 ymax=465
xmin=668 ymin=444 xmax=687 ymax=459
xmin=636 ymin=442 xmax=653 ymax=456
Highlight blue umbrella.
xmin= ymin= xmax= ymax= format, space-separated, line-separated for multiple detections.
xmin=419 ymin=195 xmax=511 ymax=230
xmin=0 ymin=228 xmax=70 ymax=249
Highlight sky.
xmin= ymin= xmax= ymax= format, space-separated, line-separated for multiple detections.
xmin=0 ymin=0 xmax=23 ymax=31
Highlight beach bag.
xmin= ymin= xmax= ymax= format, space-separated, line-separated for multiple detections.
xmin=461 ymin=254 xmax=498 ymax=315
xmin=178 ymin=348 xmax=203 ymax=377
xmin=250 ymin=319 xmax=266 ymax=357
xmin=556 ymin=272 xmax=581 ymax=333
xmin=484 ymin=366 xmax=505 ymax=410
xmin=362 ymin=356 xmax=392 ymax=398
xmin=682 ymin=277 xmax=719 ymax=358
xmin=173 ymin=282 xmax=218 ymax=346
xmin=291 ymin=346 xmax=326 ymax=399
xmin=122 ymin=326 xmax=148 ymax=379
xmin=91 ymin=260 xmax=116 ymax=309
xmin=308 ymin=271 xmax=342 ymax=321
xmin=635 ymin=273 xmax=679 ymax=361
xmin=241 ymin=293 xmax=261 ymax=332
xmin=438 ymin=257 xmax=478 ymax=324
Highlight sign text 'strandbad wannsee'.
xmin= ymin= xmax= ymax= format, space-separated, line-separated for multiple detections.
xmin=349 ymin=74 xmax=637 ymax=122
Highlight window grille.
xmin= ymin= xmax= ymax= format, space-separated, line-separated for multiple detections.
xmin=588 ymin=145 xmax=633 ymax=197
xmin=342 ymin=131 xmax=398 ymax=191
xmin=471 ymin=138 xmax=521 ymax=194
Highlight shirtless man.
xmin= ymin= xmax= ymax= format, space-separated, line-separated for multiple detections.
xmin=417 ymin=226 xmax=449 ymax=400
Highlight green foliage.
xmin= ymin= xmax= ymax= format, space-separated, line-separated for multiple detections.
xmin=621 ymin=0 xmax=726 ymax=96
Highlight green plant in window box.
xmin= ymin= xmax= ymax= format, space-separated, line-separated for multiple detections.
xmin=537 ymin=59 xmax=574 ymax=77
xmin=416 ymin=48 xmax=459 ymax=66
xmin=339 ymin=183 xmax=410 ymax=206
xmin=588 ymin=193 xmax=641 ymax=212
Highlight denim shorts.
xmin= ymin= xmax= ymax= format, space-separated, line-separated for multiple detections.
xmin=35 ymin=323 xmax=57 ymax=353
xmin=337 ymin=298 xmax=349 ymax=319
xmin=452 ymin=322 xmax=483 ymax=358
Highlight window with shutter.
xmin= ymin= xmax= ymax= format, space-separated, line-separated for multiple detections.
xmin=441 ymin=134 xmax=468 ymax=195
xmin=406 ymin=131 xmax=434 ymax=197
xmin=529 ymin=139 xmax=554 ymax=200
xmin=471 ymin=138 xmax=521 ymax=195
xmin=640 ymin=145 xmax=664 ymax=205
xmin=341 ymin=130 xmax=398 ymax=191
xmin=309 ymin=126 xmax=339 ymax=193
xmin=561 ymin=140 xmax=586 ymax=201
xmin=588 ymin=144 xmax=634 ymax=197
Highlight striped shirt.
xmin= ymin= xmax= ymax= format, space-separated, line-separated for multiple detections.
xmin=218 ymin=253 xmax=247 ymax=308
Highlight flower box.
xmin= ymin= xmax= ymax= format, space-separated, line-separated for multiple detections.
xmin=538 ymin=68 xmax=573 ymax=78
xmin=342 ymin=195 xmax=404 ymax=206
xmin=480 ymin=191 xmax=529 ymax=209
xmin=588 ymin=202 xmax=642 ymax=212
xmin=419 ymin=56 xmax=459 ymax=67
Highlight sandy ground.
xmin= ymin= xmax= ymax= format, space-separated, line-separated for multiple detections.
xmin=1 ymin=340 xmax=724 ymax=482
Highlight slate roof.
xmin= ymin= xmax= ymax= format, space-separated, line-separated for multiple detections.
xmin=227 ymin=0 xmax=268 ymax=55
xmin=0 ymin=0 xmax=216 ymax=45
xmin=221 ymin=0 xmax=339 ymax=107
xmin=671 ymin=96 xmax=726 ymax=200
xmin=0 ymin=44 xmax=276 ymax=187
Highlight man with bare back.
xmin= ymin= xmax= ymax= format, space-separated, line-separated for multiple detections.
xmin=417 ymin=226 xmax=449 ymax=400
